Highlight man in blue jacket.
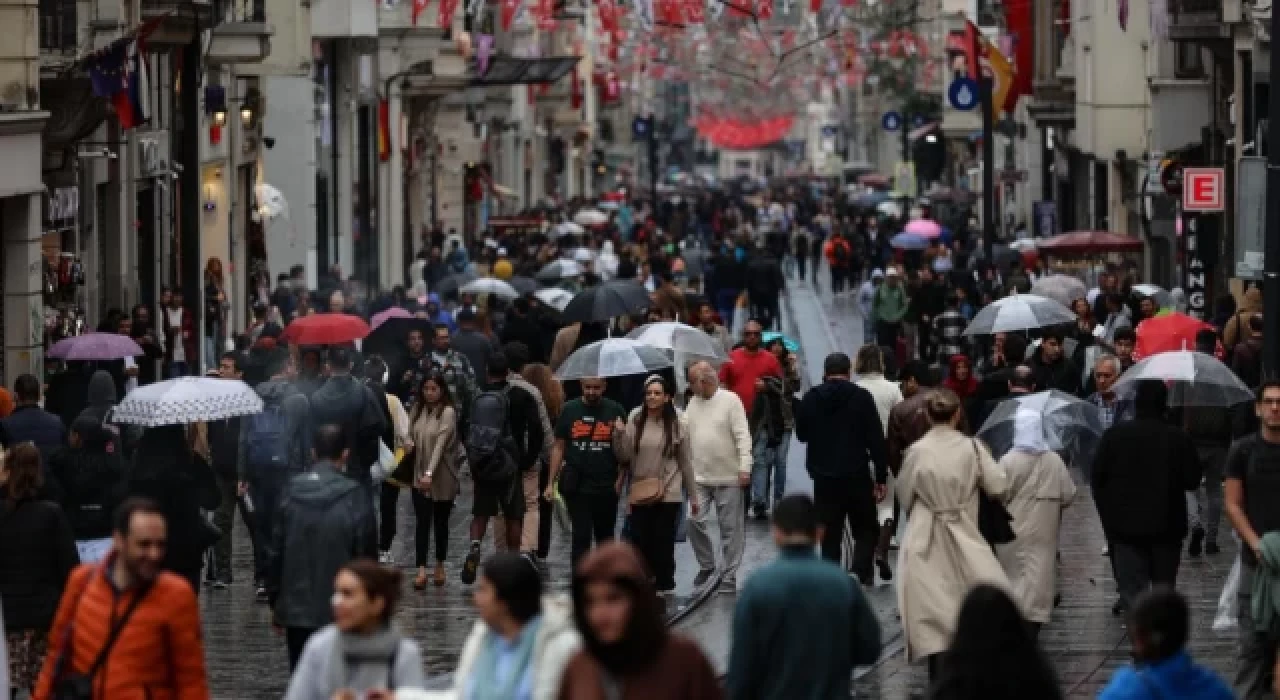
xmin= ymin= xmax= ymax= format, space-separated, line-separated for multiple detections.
xmin=727 ymin=494 xmax=881 ymax=700
xmin=1099 ymin=588 xmax=1233 ymax=700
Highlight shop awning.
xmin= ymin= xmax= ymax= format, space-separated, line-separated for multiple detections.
xmin=470 ymin=56 xmax=580 ymax=87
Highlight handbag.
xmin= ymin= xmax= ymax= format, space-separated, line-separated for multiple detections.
xmin=54 ymin=570 xmax=153 ymax=700
xmin=971 ymin=439 xmax=1016 ymax=546
xmin=370 ymin=439 xmax=395 ymax=483
xmin=629 ymin=465 xmax=680 ymax=507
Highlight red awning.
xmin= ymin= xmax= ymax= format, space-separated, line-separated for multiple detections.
xmin=1035 ymin=231 xmax=1145 ymax=255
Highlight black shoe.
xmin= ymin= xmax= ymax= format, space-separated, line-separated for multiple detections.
xmin=751 ymin=504 xmax=768 ymax=520
xmin=461 ymin=541 xmax=481 ymax=584
xmin=1188 ymin=526 xmax=1205 ymax=557
xmin=876 ymin=559 xmax=893 ymax=582
xmin=693 ymin=569 xmax=715 ymax=587
xmin=1206 ymin=540 xmax=1221 ymax=555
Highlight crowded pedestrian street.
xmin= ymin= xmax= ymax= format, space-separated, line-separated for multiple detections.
xmin=6 ymin=0 xmax=1280 ymax=696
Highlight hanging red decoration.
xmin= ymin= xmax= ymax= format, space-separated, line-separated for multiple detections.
xmin=412 ymin=0 xmax=430 ymax=25
xmin=500 ymin=0 xmax=521 ymax=30
xmin=438 ymin=0 xmax=460 ymax=29
xmin=571 ymin=68 xmax=583 ymax=109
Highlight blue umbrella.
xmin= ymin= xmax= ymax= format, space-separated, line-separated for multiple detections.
xmin=891 ymin=232 xmax=929 ymax=250
xmin=762 ymin=331 xmax=799 ymax=353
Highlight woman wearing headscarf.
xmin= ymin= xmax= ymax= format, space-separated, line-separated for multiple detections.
xmin=941 ymin=354 xmax=978 ymax=401
xmin=128 ymin=423 xmax=221 ymax=587
xmin=993 ymin=409 xmax=1076 ymax=638
xmin=449 ymin=553 xmax=581 ymax=700
xmin=896 ymin=390 xmax=1010 ymax=680
xmin=613 ymin=375 xmax=698 ymax=594
xmin=559 ymin=541 xmax=721 ymax=699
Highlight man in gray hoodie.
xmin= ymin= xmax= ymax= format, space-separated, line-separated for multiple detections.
xmin=239 ymin=348 xmax=311 ymax=599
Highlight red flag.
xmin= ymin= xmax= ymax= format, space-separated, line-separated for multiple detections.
xmin=598 ymin=0 xmax=618 ymax=31
xmin=964 ymin=19 xmax=981 ymax=81
xmin=500 ymin=0 xmax=520 ymax=29
xmin=438 ymin=0 xmax=459 ymax=28
xmin=571 ymin=68 xmax=583 ymax=109
xmin=809 ymin=0 xmax=820 ymax=12
xmin=756 ymin=0 xmax=771 ymax=19
xmin=412 ymin=0 xmax=429 ymax=25
xmin=1003 ymin=0 xmax=1033 ymax=111
xmin=686 ymin=0 xmax=704 ymax=23
xmin=377 ymin=99 xmax=390 ymax=161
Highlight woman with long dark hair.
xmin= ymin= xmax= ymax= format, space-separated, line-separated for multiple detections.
xmin=559 ymin=541 xmax=721 ymax=699
xmin=613 ymin=375 xmax=698 ymax=594
xmin=406 ymin=371 xmax=459 ymax=588
xmin=928 ymin=585 xmax=1061 ymax=700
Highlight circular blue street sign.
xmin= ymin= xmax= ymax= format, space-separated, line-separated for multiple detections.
xmin=632 ymin=116 xmax=651 ymax=139
xmin=911 ymin=114 xmax=927 ymax=128
xmin=881 ymin=111 xmax=903 ymax=132
xmin=949 ymin=77 xmax=979 ymax=111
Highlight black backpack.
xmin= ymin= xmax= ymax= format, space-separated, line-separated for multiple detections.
xmin=466 ymin=386 xmax=518 ymax=483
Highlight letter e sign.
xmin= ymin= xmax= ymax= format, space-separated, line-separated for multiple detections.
xmin=1182 ymin=168 xmax=1224 ymax=212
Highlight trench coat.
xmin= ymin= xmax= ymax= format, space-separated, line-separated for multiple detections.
xmin=896 ymin=425 xmax=1010 ymax=661
xmin=994 ymin=449 xmax=1076 ymax=623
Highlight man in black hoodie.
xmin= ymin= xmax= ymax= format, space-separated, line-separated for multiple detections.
xmin=207 ymin=352 xmax=248 ymax=588
xmin=309 ymin=346 xmax=387 ymax=489
xmin=794 ymin=353 xmax=889 ymax=585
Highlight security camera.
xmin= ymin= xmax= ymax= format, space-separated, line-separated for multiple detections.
xmin=171 ymin=162 xmax=185 ymax=173
xmin=263 ymin=136 xmax=276 ymax=149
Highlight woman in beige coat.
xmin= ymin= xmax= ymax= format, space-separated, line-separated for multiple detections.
xmin=994 ymin=409 xmax=1076 ymax=636
xmin=896 ymin=390 xmax=1010 ymax=679
xmin=407 ymin=370 xmax=460 ymax=589
xmin=613 ymin=375 xmax=699 ymax=594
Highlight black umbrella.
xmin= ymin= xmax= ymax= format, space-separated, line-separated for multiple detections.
xmin=561 ymin=280 xmax=651 ymax=323
xmin=509 ymin=276 xmax=538 ymax=295
xmin=364 ymin=317 xmax=433 ymax=358
xmin=435 ymin=272 xmax=477 ymax=299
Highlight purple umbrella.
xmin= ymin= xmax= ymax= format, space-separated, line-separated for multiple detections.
xmin=49 ymin=332 xmax=144 ymax=361
xmin=371 ymin=306 xmax=413 ymax=330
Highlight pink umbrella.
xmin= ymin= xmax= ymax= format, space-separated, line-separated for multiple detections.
xmin=49 ymin=332 xmax=144 ymax=361
xmin=904 ymin=218 xmax=942 ymax=239
xmin=371 ymin=307 xmax=413 ymax=330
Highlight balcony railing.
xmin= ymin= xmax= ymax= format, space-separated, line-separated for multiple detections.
xmin=213 ymin=0 xmax=265 ymax=24
xmin=1169 ymin=0 xmax=1222 ymax=23
xmin=39 ymin=0 xmax=76 ymax=52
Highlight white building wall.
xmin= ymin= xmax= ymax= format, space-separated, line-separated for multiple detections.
xmin=260 ymin=75 xmax=317 ymax=280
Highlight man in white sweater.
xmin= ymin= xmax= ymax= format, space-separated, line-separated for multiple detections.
xmin=684 ymin=361 xmax=753 ymax=592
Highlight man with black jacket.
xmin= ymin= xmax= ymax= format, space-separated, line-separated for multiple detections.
xmin=268 ymin=423 xmax=377 ymax=669
xmin=795 ymin=353 xmax=889 ymax=585
xmin=207 ymin=352 xmax=248 ymax=588
xmin=461 ymin=352 xmax=545 ymax=584
xmin=1091 ymin=380 xmax=1202 ymax=614
xmin=308 ymin=346 xmax=387 ymax=488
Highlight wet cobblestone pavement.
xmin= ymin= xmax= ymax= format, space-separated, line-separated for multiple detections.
xmin=196 ymin=269 xmax=1241 ymax=698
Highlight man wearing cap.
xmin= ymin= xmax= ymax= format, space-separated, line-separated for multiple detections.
xmin=872 ymin=267 xmax=909 ymax=349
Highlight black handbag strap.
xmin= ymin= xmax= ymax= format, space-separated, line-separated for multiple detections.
xmin=88 ymin=578 xmax=153 ymax=677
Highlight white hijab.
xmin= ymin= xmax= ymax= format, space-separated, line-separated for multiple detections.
xmin=1011 ymin=408 xmax=1050 ymax=454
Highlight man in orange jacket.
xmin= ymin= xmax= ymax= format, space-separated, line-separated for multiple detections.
xmin=824 ymin=232 xmax=853 ymax=295
xmin=35 ymin=497 xmax=209 ymax=700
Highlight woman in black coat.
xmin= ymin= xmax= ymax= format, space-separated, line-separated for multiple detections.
xmin=49 ymin=417 xmax=127 ymax=559
xmin=128 ymin=424 xmax=221 ymax=588
xmin=0 ymin=442 xmax=79 ymax=695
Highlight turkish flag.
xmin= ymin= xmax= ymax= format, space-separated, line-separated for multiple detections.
xmin=500 ymin=0 xmax=520 ymax=29
xmin=412 ymin=0 xmax=429 ymax=25
xmin=438 ymin=0 xmax=459 ymax=28
xmin=756 ymin=0 xmax=771 ymax=19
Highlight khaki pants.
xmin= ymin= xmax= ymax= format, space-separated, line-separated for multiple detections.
xmin=495 ymin=470 xmax=541 ymax=552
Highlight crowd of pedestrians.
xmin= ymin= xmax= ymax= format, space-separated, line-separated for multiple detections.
xmin=0 ymin=182 xmax=1276 ymax=700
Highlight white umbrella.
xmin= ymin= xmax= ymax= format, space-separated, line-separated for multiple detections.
xmin=963 ymin=294 xmax=1076 ymax=336
xmin=574 ymin=208 xmax=608 ymax=226
xmin=110 ymin=377 xmax=264 ymax=427
xmin=876 ymin=200 xmax=902 ymax=219
xmin=534 ymin=287 xmax=574 ymax=311
xmin=253 ymin=183 xmax=289 ymax=220
xmin=1112 ymin=350 xmax=1253 ymax=407
xmin=1131 ymin=283 xmax=1174 ymax=310
xmin=536 ymin=259 xmax=585 ymax=281
xmin=1029 ymin=274 xmax=1088 ymax=308
xmin=460 ymin=278 xmax=520 ymax=299
xmin=555 ymin=338 xmax=674 ymax=380
xmin=627 ymin=321 xmax=728 ymax=360
xmin=551 ymin=221 xmax=586 ymax=238
xmin=572 ymin=247 xmax=595 ymax=263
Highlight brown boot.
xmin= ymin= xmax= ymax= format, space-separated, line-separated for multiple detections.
xmin=433 ymin=562 xmax=446 ymax=587
xmin=413 ymin=568 xmax=428 ymax=590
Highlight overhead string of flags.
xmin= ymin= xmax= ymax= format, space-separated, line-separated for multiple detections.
xmin=82 ymin=15 xmax=168 ymax=130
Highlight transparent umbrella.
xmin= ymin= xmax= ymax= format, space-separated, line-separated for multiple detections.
xmin=554 ymin=338 xmax=674 ymax=380
xmin=460 ymin=278 xmax=520 ymax=299
xmin=1112 ymin=350 xmax=1253 ymax=407
xmin=976 ymin=390 xmax=1105 ymax=466
xmin=1030 ymin=274 xmax=1088 ymax=308
xmin=1131 ymin=284 xmax=1174 ymax=311
xmin=963 ymin=294 xmax=1076 ymax=336
xmin=627 ymin=321 xmax=728 ymax=361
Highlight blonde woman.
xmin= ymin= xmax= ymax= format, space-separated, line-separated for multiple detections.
xmin=407 ymin=371 xmax=459 ymax=588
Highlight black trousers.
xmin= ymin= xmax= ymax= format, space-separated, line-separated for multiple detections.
xmin=796 ymin=254 xmax=807 ymax=280
xmin=379 ymin=482 xmax=400 ymax=551
xmin=248 ymin=470 xmax=290 ymax=581
xmin=875 ymin=321 xmax=903 ymax=349
xmin=537 ymin=459 xmax=554 ymax=558
xmin=565 ymin=492 xmax=618 ymax=567
xmin=813 ymin=476 xmax=878 ymax=583
xmin=286 ymin=626 xmax=319 ymax=670
xmin=410 ymin=490 xmax=453 ymax=566
xmin=831 ymin=268 xmax=847 ymax=294
xmin=630 ymin=502 xmax=681 ymax=591
xmin=1111 ymin=539 xmax=1181 ymax=610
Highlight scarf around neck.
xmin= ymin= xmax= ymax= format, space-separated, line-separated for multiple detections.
xmin=470 ymin=616 xmax=542 ymax=700
xmin=325 ymin=624 xmax=402 ymax=693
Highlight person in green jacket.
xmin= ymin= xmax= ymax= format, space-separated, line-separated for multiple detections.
xmin=726 ymin=493 xmax=882 ymax=700
xmin=872 ymin=267 xmax=909 ymax=348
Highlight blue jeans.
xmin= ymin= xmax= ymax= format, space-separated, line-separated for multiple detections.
xmin=750 ymin=429 xmax=790 ymax=509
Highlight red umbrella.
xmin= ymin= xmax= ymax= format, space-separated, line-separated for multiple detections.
xmin=281 ymin=313 xmax=371 ymax=345
xmin=1036 ymin=231 xmax=1144 ymax=255
xmin=1134 ymin=313 xmax=1215 ymax=360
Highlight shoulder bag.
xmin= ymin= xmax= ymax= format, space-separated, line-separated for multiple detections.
xmin=972 ymin=439 xmax=1016 ymax=546
xmin=53 ymin=569 xmax=154 ymax=700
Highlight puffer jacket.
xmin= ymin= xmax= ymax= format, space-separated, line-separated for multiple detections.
xmin=50 ymin=419 xmax=126 ymax=540
xmin=268 ymin=461 xmax=377 ymax=629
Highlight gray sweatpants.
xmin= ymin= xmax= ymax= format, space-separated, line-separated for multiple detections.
xmin=687 ymin=483 xmax=746 ymax=586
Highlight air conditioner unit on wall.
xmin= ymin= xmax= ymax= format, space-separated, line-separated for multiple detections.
xmin=133 ymin=131 xmax=172 ymax=180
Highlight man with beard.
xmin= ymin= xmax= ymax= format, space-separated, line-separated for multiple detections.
xmin=696 ymin=301 xmax=733 ymax=356
xmin=720 ymin=320 xmax=783 ymax=413
xmin=35 ymin=498 xmax=210 ymax=699
xmin=389 ymin=327 xmax=431 ymax=406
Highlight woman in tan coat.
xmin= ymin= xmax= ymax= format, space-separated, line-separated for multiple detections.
xmin=896 ymin=390 xmax=1010 ymax=679
xmin=613 ymin=375 xmax=699 ymax=594
xmin=407 ymin=371 xmax=460 ymax=589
